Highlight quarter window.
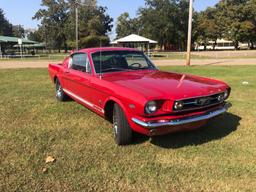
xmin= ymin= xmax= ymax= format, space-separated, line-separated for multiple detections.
xmin=70 ymin=53 xmax=91 ymax=73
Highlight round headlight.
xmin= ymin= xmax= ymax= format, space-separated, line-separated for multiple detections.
xmin=145 ymin=101 xmax=157 ymax=114
xmin=174 ymin=101 xmax=184 ymax=110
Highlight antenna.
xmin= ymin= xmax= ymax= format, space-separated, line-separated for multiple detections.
xmin=99 ymin=39 xmax=102 ymax=79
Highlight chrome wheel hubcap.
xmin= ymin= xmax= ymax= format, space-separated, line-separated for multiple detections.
xmin=56 ymin=83 xmax=62 ymax=98
xmin=113 ymin=114 xmax=118 ymax=136
xmin=113 ymin=122 xmax=118 ymax=135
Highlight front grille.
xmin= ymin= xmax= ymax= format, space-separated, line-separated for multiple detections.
xmin=173 ymin=92 xmax=225 ymax=112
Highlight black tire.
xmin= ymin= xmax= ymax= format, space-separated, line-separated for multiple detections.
xmin=113 ymin=103 xmax=132 ymax=145
xmin=55 ymin=78 xmax=68 ymax=101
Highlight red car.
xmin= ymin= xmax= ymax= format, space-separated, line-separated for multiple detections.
xmin=48 ymin=47 xmax=231 ymax=145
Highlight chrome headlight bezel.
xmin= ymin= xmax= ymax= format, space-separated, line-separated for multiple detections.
xmin=145 ymin=101 xmax=158 ymax=114
xmin=173 ymin=101 xmax=184 ymax=110
xmin=218 ymin=89 xmax=230 ymax=102
xmin=223 ymin=89 xmax=229 ymax=100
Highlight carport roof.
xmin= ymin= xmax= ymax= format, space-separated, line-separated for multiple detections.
xmin=0 ymin=36 xmax=37 ymax=44
xmin=111 ymin=34 xmax=158 ymax=44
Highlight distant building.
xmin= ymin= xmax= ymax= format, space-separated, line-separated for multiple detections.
xmin=195 ymin=39 xmax=249 ymax=51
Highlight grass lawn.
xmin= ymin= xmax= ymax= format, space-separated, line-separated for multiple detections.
xmin=0 ymin=66 xmax=256 ymax=191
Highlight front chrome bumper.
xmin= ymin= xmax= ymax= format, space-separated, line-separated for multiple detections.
xmin=132 ymin=103 xmax=232 ymax=129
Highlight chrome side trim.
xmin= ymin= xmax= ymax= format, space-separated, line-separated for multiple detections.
xmin=63 ymin=88 xmax=104 ymax=114
xmin=132 ymin=103 xmax=231 ymax=128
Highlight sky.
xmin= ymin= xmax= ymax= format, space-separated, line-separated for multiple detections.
xmin=0 ymin=0 xmax=219 ymax=38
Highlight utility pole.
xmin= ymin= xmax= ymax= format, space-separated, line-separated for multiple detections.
xmin=186 ymin=0 xmax=193 ymax=66
xmin=75 ymin=3 xmax=79 ymax=50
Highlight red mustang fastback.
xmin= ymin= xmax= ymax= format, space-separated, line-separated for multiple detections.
xmin=48 ymin=47 xmax=231 ymax=145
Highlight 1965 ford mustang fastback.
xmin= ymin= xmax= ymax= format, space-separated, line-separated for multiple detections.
xmin=48 ymin=47 xmax=231 ymax=145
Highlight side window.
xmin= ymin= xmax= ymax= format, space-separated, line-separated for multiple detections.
xmin=70 ymin=53 xmax=91 ymax=73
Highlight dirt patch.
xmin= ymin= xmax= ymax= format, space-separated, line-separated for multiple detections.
xmin=0 ymin=60 xmax=60 ymax=69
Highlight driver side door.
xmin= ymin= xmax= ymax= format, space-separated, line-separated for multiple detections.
xmin=64 ymin=53 xmax=94 ymax=107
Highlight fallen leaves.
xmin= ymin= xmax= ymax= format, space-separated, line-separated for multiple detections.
xmin=41 ymin=156 xmax=56 ymax=174
xmin=42 ymin=167 xmax=48 ymax=174
xmin=242 ymin=81 xmax=249 ymax=85
xmin=45 ymin=156 xmax=55 ymax=164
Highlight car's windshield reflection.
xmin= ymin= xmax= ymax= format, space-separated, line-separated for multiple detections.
xmin=91 ymin=50 xmax=156 ymax=73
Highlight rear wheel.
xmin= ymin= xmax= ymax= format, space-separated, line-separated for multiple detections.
xmin=113 ymin=104 xmax=132 ymax=145
xmin=55 ymin=79 xmax=68 ymax=101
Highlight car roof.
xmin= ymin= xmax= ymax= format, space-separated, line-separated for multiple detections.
xmin=76 ymin=47 xmax=140 ymax=54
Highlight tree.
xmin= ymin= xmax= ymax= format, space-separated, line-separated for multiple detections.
xmin=138 ymin=0 xmax=174 ymax=50
xmin=27 ymin=28 xmax=44 ymax=42
xmin=116 ymin=12 xmax=141 ymax=38
xmin=33 ymin=0 xmax=69 ymax=52
xmin=65 ymin=3 xmax=113 ymax=48
xmin=195 ymin=0 xmax=256 ymax=50
xmin=33 ymin=0 xmax=113 ymax=51
xmin=216 ymin=0 xmax=256 ymax=49
xmin=80 ymin=35 xmax=109 ymax=48
xmin=137 ymin=0 xmax=190 ymax=50
xmin=194 ymin=7 xmax=222 ymax=50
xmin=241 ymin=0 xmax=256 ymax=48
xmin=12 ymin=25 xmax=25 ymax=38
xmin=0 ymin=8 xmax=13 ymax=36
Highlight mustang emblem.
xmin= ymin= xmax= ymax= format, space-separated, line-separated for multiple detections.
xmin=197 ymin=97 xmax=211 ymax=106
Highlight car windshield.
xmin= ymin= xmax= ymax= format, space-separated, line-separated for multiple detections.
xmin=91 ymin=50 xmax=156 ymax=73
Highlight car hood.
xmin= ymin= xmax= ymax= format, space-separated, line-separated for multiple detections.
xmin=102 ymin=70 xmax=228 ymax=100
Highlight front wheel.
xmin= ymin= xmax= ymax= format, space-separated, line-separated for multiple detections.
xmin=55 ymin=79 xmax=68 ymax=101
xmin=113 ymin=104 xmax=132 ymax=145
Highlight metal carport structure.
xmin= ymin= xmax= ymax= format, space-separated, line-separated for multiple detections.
xmin=110 ymin=34 xmax=157 ymax=56
xmin=0 ymin=36 xmax=37 ymax=57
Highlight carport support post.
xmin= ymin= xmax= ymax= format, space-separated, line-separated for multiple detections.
xmin=0 ymin=44 xmax=2 ymax=58
xmin=18 ymin=39 xmax=23 ymax=59
xmin=20 ymin=44 xmax=22 ymax=59
xmin=147 ymin=43 xmax=150 ymax=57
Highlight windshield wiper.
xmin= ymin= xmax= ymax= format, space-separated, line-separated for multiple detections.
xmin=130 ymin=67 xmax=149 ymax=70
xmin=101 ymin=68 xmax=128 ymax=72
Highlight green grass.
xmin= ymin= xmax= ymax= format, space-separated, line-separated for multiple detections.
xmin=0 ymin=66 xmax=256 ymax=191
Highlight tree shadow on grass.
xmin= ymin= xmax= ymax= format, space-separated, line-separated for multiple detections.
xmin=134 ymin=113 xmax=241 ymax=148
